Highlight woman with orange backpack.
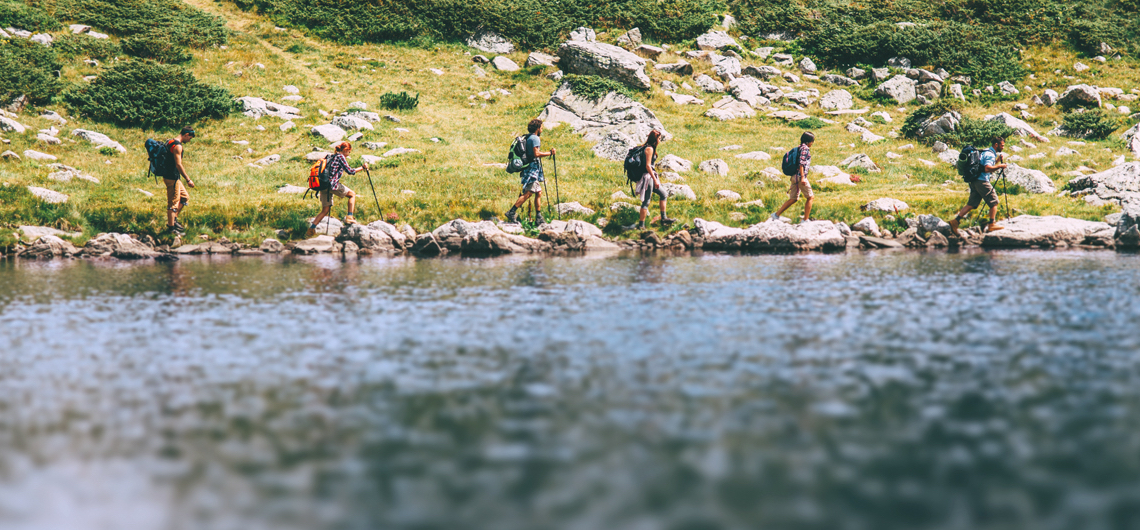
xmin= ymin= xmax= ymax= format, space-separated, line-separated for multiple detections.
xmin=307 ymin=141 xmax=368 ymax=238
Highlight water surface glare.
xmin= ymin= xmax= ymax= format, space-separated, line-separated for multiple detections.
xmin=1 ymin=251 xmax=1139 ymax=530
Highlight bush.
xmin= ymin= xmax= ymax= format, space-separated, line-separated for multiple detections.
xmin=0 ymin=0 xmax=61 ymax=31
xmin=936 ymin=117 xmax=1017 ymax=148
xmin=604 ymin=206 xmax=641 ymax=235
xmin=63 ymin=60 xmax=237 ymax=128
xmin=379 ymin=91 xmax=419 ymax=110
xmin=228 ymin=0 xmax=720 ymax=50
xmin=52 ymin=0 xmax=228 ymax=48
xmin=121 ymin=34 xmax=193 ymax=63
xmin=53 ymin=34 xmax=123 ymax=60
xmin=792 ymin=117 xmax=828 ymax=129
xmin=564 ymin=74 xmax=637 ymax=101
xmin=1061 ymin=109 xmax=1119 ymax=140
xmin=0 ymin=39 xmax=63 ymax=105
xmin=1068 ymin=18 xmax=1127 ymax=56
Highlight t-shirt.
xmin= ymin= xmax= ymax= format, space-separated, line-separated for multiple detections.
xmin=525 ymin=134 xmax=541 ymax=164
xmin=798 ymin=143 xmax=812 ymax=174
xmin=979 ymin=148 xmax=997 ymax=182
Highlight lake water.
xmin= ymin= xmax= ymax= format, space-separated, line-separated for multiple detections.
xmin=1 ymin=250 xmax=1139 ymax=530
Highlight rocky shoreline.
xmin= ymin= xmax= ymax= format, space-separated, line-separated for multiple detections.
xmin=6 ymin=204 xmax=1139 ymax=262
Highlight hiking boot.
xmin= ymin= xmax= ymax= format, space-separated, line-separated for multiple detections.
xmin=986 ymin=223 xmax=1005 ymax=233
xmin=170 ymin=222 xmax=185 ymax=234
xmin=345 ymin=215 xmax=358 ymax=225
xmin=948 ymin=218 xmax=961 ymax=237
xmin=505 ymin=208 xmax=519 ymax=224
xmin=535 ymin=212 xmax=546 ymax=225
xmin=659 ymin=217 xmax=676 ymax=226
xmin=769 ymin=213 xmax=780 ymax=222
xmin=305 ymin=227 xmax=317 ymax=238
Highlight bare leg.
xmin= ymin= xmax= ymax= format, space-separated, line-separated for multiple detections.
xmin=773 ymin=198 xmax=797 ymax=218
xmin=347 ymin=192 xmax=357 ymax=216
xmin=533 ymin=191 xmax=542 ymax=212
xmin=639 ymin=207 xmax=648 ymax=224
xmin=313 ymin=205 xmax=332 ymax=226
xmin=513 ymin=192 xmax=533 ymax=209
xmin=802 ymin=196 xmax=814 ymax=221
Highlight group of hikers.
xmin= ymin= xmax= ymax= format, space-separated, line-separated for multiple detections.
xmin=148 ymin=119 xmax=1012 ymax=238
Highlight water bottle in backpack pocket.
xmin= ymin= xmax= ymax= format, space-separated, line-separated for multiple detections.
xmin=957 ymin=146 xmax=986 ymax=182
xmin=623 ymin=146 xmax=647 ymax=183
xmin=506 ymin=135 xmax=531 ymax=173
xmin=781 ymin=146 xmax=802 ymax=176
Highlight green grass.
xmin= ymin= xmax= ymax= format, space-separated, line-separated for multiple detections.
xmin=0 ymin=0 xmax=1135 ymax=248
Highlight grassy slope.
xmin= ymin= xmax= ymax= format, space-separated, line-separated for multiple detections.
xmin=1 ymin=0 xmax=1138 ymax=246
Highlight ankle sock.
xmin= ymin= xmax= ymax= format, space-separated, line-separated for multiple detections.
xmin=310 ymin=223 xmax=317 ymax=229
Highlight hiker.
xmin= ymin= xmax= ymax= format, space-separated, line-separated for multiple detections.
xmin=949 ymin=136 xmax=1006 ymax=236
xmin=161 ymin=127 xmax=197 ymax=234
xmin=633 ymin=130 xmax=675 ymax=229
xmin=771 ymin=131 xmax=815 ymax=223
xmin=307 ymin=141 xmax=368 ymax=237
xmin=505 ymin=119 xmax=554 ymax=224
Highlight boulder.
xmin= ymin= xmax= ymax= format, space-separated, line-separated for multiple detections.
xmin=260 ymin=239 xmax=284 ymax=253
xmin=1115 ymin=203 xmax=1140 ymax=249
xmin=664 ymin=91 xmax=704 ymax=106
xmin=1058 ymin=85 xmax=1102 ymax=108
xmin=27 ymin=186 xmax=67 ymax=203
xmin=19 ymin=235 xmax=78 ymax=259
xmin=569 ymin=27 xmax=596 ymax=42
xmin=37 ymin=133 xmax=60 ymax=145
xmin=711 ymin=54 xmax=741 ymax=81
xmin=0 ymin=116 xmax=26 ymax=133
xmin=1041 ymin=89 xmax=1059 ymax=106
xmin=742 ymin=65 xmax=782 ymax=81
xmin=784 ymin=90 xmax=817 ymax=106
xmin=916 ymin=111 xmax=961 ymax=139
xmin=292 ymin=235 xmax=338 ymax=254
xmin=634 ymin=45 xmax=663 ymax=60
xmin=875 ymin=75 xmax=917 ymax=104
xmin=311 ymin=124 xmax=347 ymax=143
xmin=699 ymin=159 xmax=729 ymax=176
xmin=592 ymin=130 xmax=637 ymax=161
xmin=888 ymin=57 xmax=911 ymax=68
xmin=657 ymin=154 xmax=692 ymax=172
xmin=1 ymin=150 xmax=19 ymax=160
xmin=702 ymin=219 xmax=847 ymax=251
xmin=71 ymin=129 xmax=126 ymax=153
xmin=852 ymin=217 xmax=881 ymax=237
xmin=735 ymin=151 xmax=771 ymax=161
xmin=841 ymin=153 xmax=880 ymax=172
xmin=694 ymin=74 xmax=725 ymax=93
xmin=896 ymin=228 xmax=926 ymax=248
xmin=18 ymin=225 xmax=78 ymax=240
xmin=235 ymin=97 xmax=302 ymax=120
xmin=716 ymin=189 xmax=741 ymax=200
xmin=986 ymin=112 xmax=1048 ymax=142
xmin=871 ymin=68 xmax=890 ymax=82
xmin=655 ymin=61 xmax=693 ymax=76
xmin=949 ymin=83 xmax=966 ymax=101
xmin=862 ymin=197 xmax=909 ymax=212
xmin=555 ymin=202 xmax=596 ymax=216
xmin=905 ymin=214 xmax=952 ymax=237
xmin=821 ymin=74 xmax=859 ymax=87
xmin=84 ymin=233 xmax=160 ymax=259
xmin=525 ymin=52 xmax=559 ymax=68
xmin=772 ymin=53 xmax=793 ymax=66
xmin=981 ymin=215 xmax=1115 ymax=248
xmin=344 ymin=109 xmax=383 ymax=122
xmin=538 ymin=82 xmax=669 ymax=153
xmin=862 ymin=131 xmax=886 ymax=143
xmin=926 ymin=231 xmax=950 ymax=248
xmin=1003 ymin=164 xmax=1056 ymax=194
xmin=705 ymin=96 xmax=756 ymax=121
xmin=916 ymin=81 xmax=942 ymax=101
xmin=491 ymin=56 xmax=520 ymax=71
xmin=616 ymin=28 xmax=642 ymax=48
xmin=331 ymin=115 xmax=375 ymax=131
xmin=696 ymin=31 xmax=738 ymax=51
xmin=728 ymin=77 xmax=781 ymax=107
xmin=342 ymin=221 xmax=405 ymax=251
xmin=252 ymin=154 xmax=281 ymax=167
xmin=466 ymin=30 xmax=514 ymax=54
xmin=557 ymin=41 xmax=651 ymax=90
xmin=1066 ymin=162 xmax=1140 ymax=206
xmin=798 ymin=57 xmax=817 ymax=74
xmin=660 ymin=183 xmax=696 ymax=200
xmin=998 ymin=81 xmax=1019 ymax=95
xmin=819 ymin=89 xmax=853 ymax=110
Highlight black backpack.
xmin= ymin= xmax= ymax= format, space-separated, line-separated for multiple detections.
xmin=624 ymin=146 xmax=647 ymax=182
xmin=781 ymin=146 xmax=802 ymax=176
xmin=144 ymin=138 xmax=177 ymax=183
xmin=506 ymin=135 xmax=532 ymax=174
xmin=957 ymin=146 xmax=986 ymax=182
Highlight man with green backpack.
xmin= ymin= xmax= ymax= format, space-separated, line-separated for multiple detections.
xmin=505 ymin=119 xmax=555 ymax=225
xmin=949 ymin=136 xmax=1007 ymax=237
xmin=145 ymin=127 xmax=197 ymax=234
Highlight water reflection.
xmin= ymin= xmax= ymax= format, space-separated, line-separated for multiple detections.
xmin=0 ymin=251 xmax=1138 ymax=530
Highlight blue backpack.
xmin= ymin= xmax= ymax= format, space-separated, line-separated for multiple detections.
xmin=957 ymin=146 xmax=987 ymax=182
xmin=144 ymin=138 xmax=177 ymax=183
xmin=781 ymin=146 xmax=802 ymax=176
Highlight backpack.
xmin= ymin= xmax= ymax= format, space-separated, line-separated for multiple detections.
xmin=305 ymin=154 xmax=335 ymax=198
xmin=144 ymin=138 xmax=177 ymax=183
xmin=624 ymin=145 xmax=647 ymax=182
xmin=506 ymin=135 xmax=532 ymax=173
xmin=781 ymin=146 xmax=802 ymax=176
xmin=957 ymin=146 xmax=987 ymax=182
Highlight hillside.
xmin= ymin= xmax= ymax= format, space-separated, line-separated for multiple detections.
xmin=1 ymin=0 xmax=1139 ymax=250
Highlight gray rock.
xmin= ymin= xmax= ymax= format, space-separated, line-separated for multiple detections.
xmin=871 ymin=68 xmax=890 ymax=82
xmin=29 ymin=33 xmax=52 ymax=46
xmin=253 ymin=154 xmax=281 ymax=167
xmin=700 ymin=219 xmax=847 ymax=251
xmin=1 ymin=150 xmax=20 ymax=160
xmin=592 ymin=130 xmax=637 ymax=161
xmin=841 ymin=153 xmax=880 ymax=172
xmin=852 ymin=217 xmax=881 ymax=237
xmin=876 ymin=75 xmax=917 ymax=104
xmin=734 ymin=151 xmax=771 ymax=161
xmin=949 ymin=83 xmax=966 ymax=101
xmin=292 ymin=235 xmax=338 ymax=254
xmin=236 ymin=97 xmax=302 ymax=120
xmin=711 ymin=54 xmax=741 ymax=81
xmin=704 ymin=96 xmax=756 ymax=121
xmin=1115 ymin=203 xmax=1140 ymax=249
xmin=634 ymin=45 xmax=663 ymax=60
xmin=37 ymin=133 xmax=60 ymax=145
xmin=555 ymin=202 xmax=596 ymax=216
xmin=657 ymin=154 xmax=692 ymax=172
xmin=19 ymin=235 xmax=78 ymax=259
xmin=310 ymin=124 xmax=346 ymax=143
xmin=798 ymin=57 xmax=817 ymax=74
xmin=846 ymin=67 xmax=867 ymax=79
xmin=998 ymin=81 xmax=1019 ymax=95
xmin=539 ymin=82 xmax=669 ymax=158
xmin=915 ymin=111 xmax=961 ymax=139
xmin=699 ymin=159 xmax=729 ymax=176
xmin=981 ymin=215 xmax=1115 ymax=248
xmin=655 ymin=61 xmax=693 ymax=76
xmin=821 ymin=74 xmax=859 ymax=87
xmin=1042 ymin=89 xmax=1059 ymax=106
xmin=27 ymin=186 xmax=67 ymax=203
xmin=660 ymin=183 xmax=696 ymax=200
xmin=819 ymin=89 xmax=853 ymax=110
xmin=1002 ymin=164 xmax=1057 ymax=194
xmin=466 ymin=30 xmax=514 ymax=54
xmin=472 ymin=55 xmax=489 ymax=64
xmin=569 ymin=27 xmax=596 ymax=42
xmin=0 ymin=116 xmax=26 ymax=133
xmin=491 ymin=56 xmax=520 ymax=71
xmin=742 ymin=65 xmax=782 ymax=80
xmin=616 ymin=28 xmax=642 ymax=48
xmin=986 ymin=112 xmax=1048 ymax=143
xmin=260 ymin=239 xmax=284 ymax=253
xmin=862 ymin=198 xmax=909 ymax=212
xmin=887 ymin=57 xmax=911 ymax=68
xmin=84 ymin=233 xmax=160 ymax=259
xmin=557 ymin=40 xmax=651 ymax=89
xmin=1066 ymin=162 xmax=1140 ymax=206
xmin=331 ymin=114 xmax=375 ymax=131
xmin=728 ymin=77 xmax=781 ymax=108
xmin=343 ymin=221 xmax=405 ymax=251
xmin=1058 ymin=85 xmax=1102 ymax=108
xmin=784 ymin=90 xmax=817 ymax=106
xmin=696 ymin=31 xmax=738 ymax=51
xmin=694 ymin=74 xmax=725 ymax=93
xmin=771 ymin=53 xmax=794 ymax=66
xmin=344 ymin=109 xmax=383 ymax=122
xmin=916 ymin=81 xmax=942 ymax=101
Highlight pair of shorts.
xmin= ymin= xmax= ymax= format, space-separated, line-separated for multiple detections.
xmin=788 ymin=177 xmax=813 ymax=201
xmin=967 ymin=181 xmax=1000 ymax=208
xmin=521 ymin=180 xmax=542 ymax=194
xmin=319 ymin=182 xmax=353 ymax=208
xmin=163 ymin=178 xmax=188 ymax=211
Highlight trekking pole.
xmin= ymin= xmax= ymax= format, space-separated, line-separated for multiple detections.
xmin=542 ymin=178 xmax=551 ymax=221
xmin=552 ymin=153 xmax=561 ymax=220
xmin=364 ymin=167 xmax=382 ymax=220
xmin=1000 ymin=168 xmax=1012 ymax=220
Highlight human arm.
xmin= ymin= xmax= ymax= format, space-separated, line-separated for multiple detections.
xmin=170 ymin=144 xmax=194 ymax=188
xmin=645 ymin=146 xmax=659 ymax=185
xmin=531 ymin=145 xmax=555 ymax=159
xmin=984 ymin=152 xmax=1007 ymax=173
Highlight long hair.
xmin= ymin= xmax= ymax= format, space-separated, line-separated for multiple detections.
xmin=334 ymin=141 xmax=351 ymax=153
xmin=644 ymin=130 xmax=662 ymax=149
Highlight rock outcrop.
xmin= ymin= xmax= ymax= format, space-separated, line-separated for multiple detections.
xmin=876 ymin=75 xmax=917 ymax=104
xmin=981 ymin=215 xmax=1115 ymax=248
xmin=1002 ymin=164 xmax=1057 ymax=194
xmin=84 ymin=233 xmax=160 ymax=259
xmin=698 ymin=219 xmax=847 ymax=252
xmin=557 ymin=41 xmax=652 ymax=89
xmin=538 ymin=82 xmax=669 ymax=157
xmin=1066 ymin=162 xmax=1140 ymax=206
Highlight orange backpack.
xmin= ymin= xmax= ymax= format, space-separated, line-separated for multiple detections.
xmin=307 ymin=155 xmax=332 ymax=192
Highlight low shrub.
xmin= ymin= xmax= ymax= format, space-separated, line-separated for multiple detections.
xmin=52 ymin=0 xmax=228 ymax=48
xmin=0 ymin=0 xmax=61 ymax=31
xmin=792 ymin=117 xmax=828 ymax=129
xmin=121 ymin=34 xmax=193 ymax=63
xmin=563 ymin=74 xmax=637 ymax=101
xmin=1061 ymin=109 xmax=1119 ymax=140
xmin=52 ymin=33 xmax=122 ymax=60
xmin=63 ymin=60 xmax=237 ymax=128
xmin=379 ymin=91 xmax=419 ymax=110
xmin=936 ymin=117 xmax=1016 ymax=148
xmin=604 ymin=206 xmax=641 ymax=235
xmin=0 ymin=39 xmax=63 ymax=105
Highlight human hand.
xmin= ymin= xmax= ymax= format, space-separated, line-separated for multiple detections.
xmin=186 ymin=179 xmax=196 ymax=188
xmin=550 ymin=147 xmax=556 ymax=157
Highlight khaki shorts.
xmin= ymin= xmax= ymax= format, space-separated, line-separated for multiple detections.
xmin=164 ymin=178 xmax=188 ymax=211
xmin=319 ymin=182 xmax=353 ymax=208
xmin=967 ymin=181 xmax=1000 ymax=208
xmin=522 ymin=180 xmax=542 ymax=194
xmin=787 ymin=177 xmax=814 ymax=201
